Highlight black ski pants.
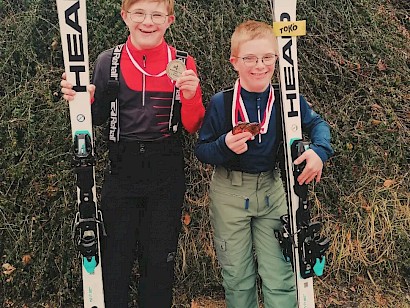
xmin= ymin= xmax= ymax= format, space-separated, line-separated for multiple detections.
xmin=100 ymin=141 xmax=185 ymax=308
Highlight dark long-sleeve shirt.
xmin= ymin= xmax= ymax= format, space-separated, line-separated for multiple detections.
xmin=195 ymin=85 xmax=333 ymax=173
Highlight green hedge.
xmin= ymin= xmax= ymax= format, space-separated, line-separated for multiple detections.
xmin=0 ymin=0 xmax=409 ymax=306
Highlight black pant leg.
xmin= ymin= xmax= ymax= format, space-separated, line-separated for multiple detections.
xmin=100 ymin=175 xmax=141 ymax=308
xmin=101 ymin=140 xmax=185 ymax=308
xmin=137 ymin=166 xmax=185 ymax=308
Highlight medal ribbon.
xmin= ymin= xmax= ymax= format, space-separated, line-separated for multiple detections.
xmin=231 ymin=79 xmax=275 ymax=135
xmin=125 ymin=42 xmax=172 ymax=77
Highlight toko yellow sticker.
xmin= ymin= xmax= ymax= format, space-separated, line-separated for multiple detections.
xmin=273 ymin=20 xmax=306 ymax=36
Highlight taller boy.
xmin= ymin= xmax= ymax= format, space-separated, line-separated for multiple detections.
xmin=61 ymin=0 xmax=204 ymax=307
xmin=195 ymin=21 xmax=333 ymax=308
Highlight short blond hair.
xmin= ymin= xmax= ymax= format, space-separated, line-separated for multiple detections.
xmin=231 ymin=20 xmax=278 ymax=56
xmin=121 ymin=0 xmax=174 ymax=15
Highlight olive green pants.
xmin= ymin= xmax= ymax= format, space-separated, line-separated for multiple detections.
xmin=209 ymin=166 xmax=296 ymax=308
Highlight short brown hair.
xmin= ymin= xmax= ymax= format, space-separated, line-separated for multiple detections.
xmin=231 ymin=20 xmax=278 ymax=56
xmin=121 ymin=0 xmax=175 ymax=15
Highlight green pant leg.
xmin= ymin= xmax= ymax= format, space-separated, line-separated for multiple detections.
xmin=252 ymin=172 xmax=297 ymax=308
xmin=209 ymin=168 xmax=259 ymax=308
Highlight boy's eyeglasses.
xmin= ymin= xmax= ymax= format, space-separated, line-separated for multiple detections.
xmin=127 ymin=10 xmax=169 ymax=24
xmin=233 ymin=54 xmax=278 ymax=67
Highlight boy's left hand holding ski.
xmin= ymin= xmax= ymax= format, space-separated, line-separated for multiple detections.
xmin=294 ymin=149 xmax=323 ymax=185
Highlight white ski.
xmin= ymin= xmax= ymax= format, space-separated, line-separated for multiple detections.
xmin=271 ymin=0 xmax=316 ymax=307
xmin=56 ymin=1 xmax=105 ymax=307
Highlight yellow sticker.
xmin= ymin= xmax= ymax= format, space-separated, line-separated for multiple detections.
xmin=273 ymin=20 xmax=306 ymax=37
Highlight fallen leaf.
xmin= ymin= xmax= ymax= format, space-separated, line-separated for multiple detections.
xmin=371 ymin=119 xmax=382 ymax=126
xmin=183 ymin=213 xmax=191 ymax=226
xmin=377 ymin=59 xmax=387 ymax=71
xmin=22 ymin=254 xmax=32 ymax=266
xmin=383 ymin=179 xmax=395 ymax=188
xmin=326 ymin=297 xmax=343 ymax=306
xmin=2 ymin=263 xmax=16 ymax=275
xmin=346 ymin=143 xmax=353 ymax=151
xmin=191 ymin=300 xmax=200 ymax=308
xmin=375 ymin=292 xmax=387 ymax=305
xmin=51 ymin=40 xmax=58 ymax=51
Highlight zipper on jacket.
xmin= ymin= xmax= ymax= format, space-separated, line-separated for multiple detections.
xmin=257 ymin=97 xmax=262 ymax=143
xmin=142 ymin=55 xmax=146 ymax=107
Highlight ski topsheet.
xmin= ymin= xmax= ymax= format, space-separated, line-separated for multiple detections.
xmin=56 ymin=0 xmax=105 ymax=307
xmin=271 ymin=0 xmax=329 ymax=307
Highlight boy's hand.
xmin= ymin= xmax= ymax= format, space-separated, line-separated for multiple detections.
xmin=225 ymin=131 xmax=252 ymax=154
xmin=293 ymin=149 xmax=323 ymax=185
xmin=60 ymin=72 xmax=95 ymax=102
xmin=175 ymin=70 xmax=199 ymax=100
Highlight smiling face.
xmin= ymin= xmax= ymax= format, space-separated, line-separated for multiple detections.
xmin=121 ymin=0 xmax=174 ymax=50
xmin=230 ymin=37 xmax=277 ymax=93
xmin=229 ymin=20 xmax=278 ymax=93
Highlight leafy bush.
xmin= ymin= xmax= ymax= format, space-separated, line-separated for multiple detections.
xmin=0 ymin=0 xmax=408 ymax=306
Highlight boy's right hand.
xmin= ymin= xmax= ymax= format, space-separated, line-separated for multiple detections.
xmin=60 ymin=72 xmax=96 ymax=101
xmin=225 ymin=131 xmax=252 ymax=154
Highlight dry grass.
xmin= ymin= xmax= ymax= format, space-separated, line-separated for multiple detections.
xmin=1 ymin=0 xmax=409 ymax=307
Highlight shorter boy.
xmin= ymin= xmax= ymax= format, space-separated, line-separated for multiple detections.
xmin=195 ymin=20 xmax=333 ymax=308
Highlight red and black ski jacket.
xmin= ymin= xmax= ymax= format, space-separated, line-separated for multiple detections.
xmin=91 ymin=37 xmax=204 ymax=141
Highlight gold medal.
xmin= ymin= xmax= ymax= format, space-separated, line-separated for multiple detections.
xmin=166 ymin=59 xmax=186 ymax=81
